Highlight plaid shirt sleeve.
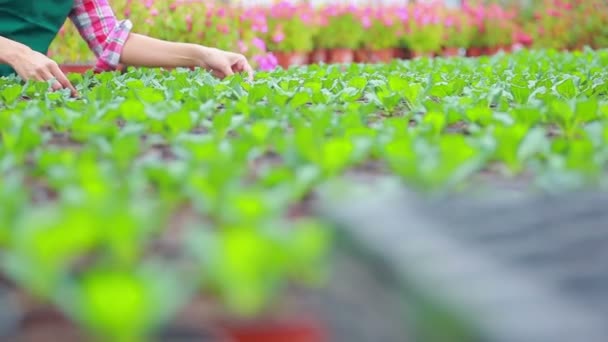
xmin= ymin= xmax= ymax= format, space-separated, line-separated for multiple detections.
xmin=69 ymin=0 xmax=133 ymax=72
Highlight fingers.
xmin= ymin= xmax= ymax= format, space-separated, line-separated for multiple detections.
xmin=38 ymin=69 xmax=63 ymax=92
xmin=221 ymin=65 xmax=235 ymax=78
xmin=24 ymin=68 xmax=75 ymax=96
xmin=240 ymin=59 xmax=255 ymax=82
xmin=231 ymin=57 xmax=254 ymax=81
xmin=50 ymin=63 xmax=79 ymax=97
xmin=11 ymin=50 xmax=79 ymax=97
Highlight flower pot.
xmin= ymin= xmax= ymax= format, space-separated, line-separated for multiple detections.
xmin=327 ymin=49 xmax=354 ymax=64
xmin=367 ymin=49 xmax=394 ymax=64
xmin=59 ymin=64 xmax=94 ymax=74
xmin=393 ymin=48 xmax=409 ymax=60
xmin=59 ymin=64 xmax=127 ymax=74
xmin=157 ymin=323 xmax=233 ymax=342
xmin=219 ymin=317 xmax=327 ymax=342
xmin=309 ymin=49 xmax=328 ymax=64
xmin=442 ymin=47 xmax=461 ymax=57
xmin=410 ymin=51 xmax=434 ymax=59
xmin=354 ymin=49 xmax=370 ymax=63
xmin=569 ymin=44 xmax=586 ymax=52
xmin=273 ymin=52 xmax=309 ymax=69
xmin=483 ymin=46 xmax=500 ymax=56
xmin=466 ymin=47 xmax=484 ymax=57
xmin=174 ymin=294 xmax=328 ymax=342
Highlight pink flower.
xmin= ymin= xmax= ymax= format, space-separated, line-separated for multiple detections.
xmin=382 ymin=16 xmax=394 ymax=26
xmin=218 ymin=24 xmax=230 ymax=34
xmin=300 ymin=12 xmax=312 ymax=24
xmin=238 ymin=40 xmax=248 ymax=54
xmin=396 ymin=8 xmax=408 ymax=21
xmin=419 ymin=15 xmax=432 ymax=25
xmin=251 ymin=13 xmax=268 ymax=33
xmin=516 ymin=32 xmax=533 ymax=45
xmin=252 ymin=37 xmax=266 ymax=51
xmin=273 ymin=31 xmax=285 ymax=43
xmin=150 ymin=8 xmax=159 ymax=16
xmin=361 ymin=16 xmax=372 ymax=28
xmin=185 ymin=14 xmax=192 ymax=31
xmin=254 ymin=53 xmax=278 ymax=71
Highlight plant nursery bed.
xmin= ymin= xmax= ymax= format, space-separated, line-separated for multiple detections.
xmin=0 ymin=50 xmax=608 ymax=340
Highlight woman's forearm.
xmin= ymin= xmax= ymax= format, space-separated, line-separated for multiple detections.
xmin=0 ymin=36 xmax=30 ymax=66
xmin=119 ymin=33 xmax=208 ymax=69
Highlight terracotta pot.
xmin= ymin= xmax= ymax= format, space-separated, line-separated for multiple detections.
xmin=273 ymin=52 xmax=309 ymax=69
xmin=466 ymin=46 xmax=484 ymax=57
xmin=393 ymin=48 xmax=409 ymax=60
xmin=354 ymin=49 xmax=370 ymax=63
xmin=368 ymin=48 xmax=394 ymax=63
xmin=442 ymin=47 xmax=461 ymax=57
xmin=219 ymin=317 xmax=327 ymax=342
xmin=327 ymin=48 xmax=354 ymax=64
xmin=59 ymin=64 xmax=94 ymax=74
xmin=483 ymin=46 xmax=501 ymax=56
xmin=60 ymin=64 xmax=128 ymax=74
xmin=309 ymin=49 xmax=328 ymax=64
xmin=159 ymin=324 xmax=233 ymax=342
xmin=569 ymin=44 xmax=586 ymax=52
xmin=410 ymin=51 xmax=435 ymax=59
xmin=501 ymin=44 xmax=513 ymax=53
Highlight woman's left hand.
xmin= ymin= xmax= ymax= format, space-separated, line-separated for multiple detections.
xmin=196 ymin=47 xmax=254 ymax=81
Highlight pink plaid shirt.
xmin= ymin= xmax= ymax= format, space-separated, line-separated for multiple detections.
xmin=69 ymin=0 xmax=133 ymax=72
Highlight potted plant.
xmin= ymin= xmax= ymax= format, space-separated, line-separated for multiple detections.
xmin=525 ymin=0 xmax=570 ymax=51
xmin=309 ymin=7 xmax=330 ymax=64
xmin=482 ymin=4 xmax=515 ymax=55
xmin=313 ymin=5 xmax=362 ymax=64
xmin=205 ymin=5 xmax=241 ymax=54
xmin=460 ymin=0 xmax=486 ymax=57
xmin=265 ymin=2 xmax=314 ymax=69
xmin=404 ymin=9 xmax=444 ymax=59
xmin=360 ymin=7 xmax=400 ymax=63
xmin=442 ymin=11 xmax=474 ymax=57
xmin=179 ymin=214 xmax=332 ymax=342
xmin=591 ymin=4 xmax=608 ymax=49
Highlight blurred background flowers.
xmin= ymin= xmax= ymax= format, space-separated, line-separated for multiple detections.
xmin=48 ymin=0 xmax=608 ymax=70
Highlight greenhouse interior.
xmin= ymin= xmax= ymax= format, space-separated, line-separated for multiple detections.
xmin=1 ymin=0 xmax=608 ymax=341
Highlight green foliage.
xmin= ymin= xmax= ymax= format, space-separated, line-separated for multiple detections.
xmin=0 ymin=50 xmax=607 ymax=340
xmin=314 ymin=12 xmax=363 ymax=49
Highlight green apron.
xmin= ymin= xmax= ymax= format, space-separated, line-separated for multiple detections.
xmin=0 ymin=0 xmax=74 ymax=77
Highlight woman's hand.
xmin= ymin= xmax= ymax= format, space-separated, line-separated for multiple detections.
xmin=9 ymin=48 xmax=78 ymax=97
xmin=195 ymin=46 xmax=255 ymax=81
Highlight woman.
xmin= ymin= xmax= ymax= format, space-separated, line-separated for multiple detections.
xmin=0 ymin=0 xmax=254 ymax=96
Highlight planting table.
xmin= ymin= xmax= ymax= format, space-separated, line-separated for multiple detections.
xmin=314 ymin=181 xmax=608 ymax=342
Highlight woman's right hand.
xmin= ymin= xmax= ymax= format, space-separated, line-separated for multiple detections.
xmin=10 ymin=48 xmax=78 ymax=97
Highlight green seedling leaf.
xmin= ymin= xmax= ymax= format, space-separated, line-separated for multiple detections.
xmin=1 ymin=84 xmax=22 ymax=104
xmin=555 ymin=77 xmax=578 ymax=99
